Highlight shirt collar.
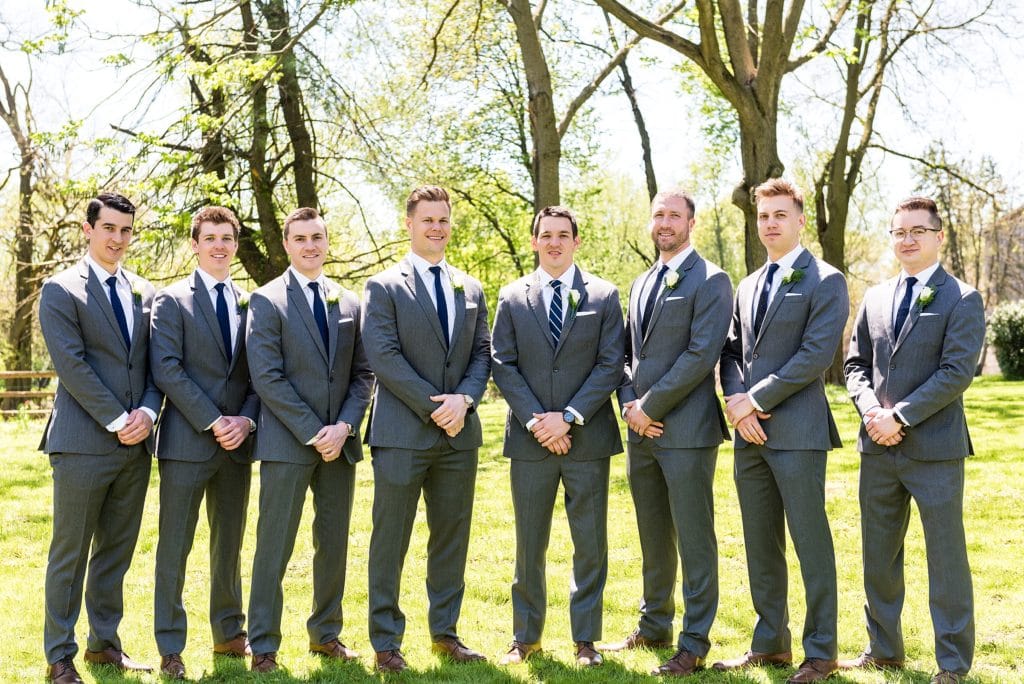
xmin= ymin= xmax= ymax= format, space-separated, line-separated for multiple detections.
xmin=84 ymin=253 xmax=125 ymax=284
xmin=288 ymin=266 xmax=324 ymax=290
xmin=537 ymin=263 xmax=577 ymax=289
xmin=658 ymin=245 xmax=693 ymax=272
xmin=766 ymin=244 xmax=804 ymax=271
xmin=195 ymin=267 xmax=232 ymax=292
xmin=900 ymin=262 xmax=940 ymax=288
xmin=407 ymin=252 xmax=448 ymax=280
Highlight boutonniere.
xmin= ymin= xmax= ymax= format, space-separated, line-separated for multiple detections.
xmin=325 ymin=290 xmax=340 ymax=307
xmin=568 ymin=288 xmax=581 ymax=311
xmin=451 ymin=274 xmax=465 ymax=293
xmin=917 ymin=286 xmax=935 ymax=309
xmin=781 ymin=267 xmax=804 ymax=285
xmin=131 ymin=281 xmax=143 ymax=303
xmin=236 ymin=293 xmax=249 ymax=313
xmin=664 ymin=270 xmax=680 ymax=290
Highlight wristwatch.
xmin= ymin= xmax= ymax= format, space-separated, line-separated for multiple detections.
xmin=562 ymin=410 xmax=576 ymax=425
xmin=463 ymin=394 xmax=474 ymax=407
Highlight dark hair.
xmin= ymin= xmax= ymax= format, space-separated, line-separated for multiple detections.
xmin=893 ymin=196 xmax=942 ymax=230
xmin=532 ymin=205 xmax=578 ymax=237
xmin=406 ymin=185 xmax=451 ymax=216
xmin=753 ymin=178 xmax=804 ymax=213
xmin=191 ymin=206 xmax=240 ymax=241
xmin=86 ymin=192 xmax=136 ymax=226
xmin=283 ymin=207 xmax=324 ymax=238
xmin=652 ymin=188 xmax=696 ymax=219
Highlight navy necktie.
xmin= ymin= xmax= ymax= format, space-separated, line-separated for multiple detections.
xmin=753 ymin=263 xmax=780 ymax=336
xmin=214 ymin=283 xmax=233 ymax=363
xmin=641 ymin=264 xmax=668 ymax=338
xmin=894 ymin=276 xmax=918 ymax=336
xmin=106 ymin=275 xmax=131 ymax=350
xmin=429 ymin=265 xmax=450 ymax=347
xmin=307 ymin=281 xmax=329 ymax=350
xmin=549 ymin=280 xmax=563 ymax=344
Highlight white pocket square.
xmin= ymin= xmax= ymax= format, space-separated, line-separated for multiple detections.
xmin=784 ymin=292 xmax=803 ymax=297
xmin=338 ymin=317 xmax=353 ymax=323
xmin=665 ymin=296 xmax=686 ymax=302
xmin=575 ymin=311 xmax=597 ymax=317
xmin=466 ymin=302 xmax=478 ymax=310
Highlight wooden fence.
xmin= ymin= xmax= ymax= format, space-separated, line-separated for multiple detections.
xmin=0 ymin=370 xmax=56 ymax=417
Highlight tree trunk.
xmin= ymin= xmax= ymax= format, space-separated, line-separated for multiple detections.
xmin=3 ymin=155 xmax=35 ymax=410
xmin=618 ymin=57 xmax=657 ymax=200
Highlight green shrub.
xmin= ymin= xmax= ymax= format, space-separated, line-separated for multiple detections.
xmin=988 ymin=300 xmax=1024 ymax=380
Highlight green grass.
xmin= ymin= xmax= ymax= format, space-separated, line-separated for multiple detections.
xmin=2 ymin=377 xmax=1022 ymax=682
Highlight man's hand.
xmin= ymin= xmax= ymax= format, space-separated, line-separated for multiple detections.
xmin=543 ymin=434 xmax=572 ymax=455
xmin=724 ymin=393 xmax=761 ymax=426
xmin=865 ymin=407 xmax=905 ymax=446
xmin=117 ymin=408 xmax=153 ymax=445
xmin=430 ymin=394 xmax=469 ymax=437
xmin=624 ymin=401 xmax=664 ymax=438
xmin=531 ymin=411 xmax=571 ymax=450
xmin=312 ymin=423 xmax=351 ymax=462
xmin=734 ymin=412 xmax=771 ymax=445
xmin=212 ymin=416 xmax=251 ymax=451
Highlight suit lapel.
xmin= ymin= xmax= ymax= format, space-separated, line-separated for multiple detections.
xmin=881 ymin=276 xmax=900 ymax=348
xmin=755 ymin=248 xmax=809 ymax=346
xmin=286 ymin=270 xmax=328 ymax=363
xmin=895 ymin=267 xmax=947 ymax=352
xmin=449 ymin=267 xmax=466 ymax=360
xmin=193 ymin=271 xmax=230 ymax=364
xmin=629 ymin=270 xmax=648 ymax=354
xmin=526 ymin=272 xmax=554 ymax=350
xmin=554 ymin=268 xmax=588 ymax=357
xmin=81 ymin=260 xmax=129 ymax=355
xmin=641 ymin=251 xmax=696 ymax=349
xmin=229 ymin=285 xmax=247 ymax=373
xmin=402 ymin=258 xmax=448 ymax=350
xmin=126 ymin=274 xmax=145 ymax=362
xmin=325 ymin=279 xmax=341 ymax=366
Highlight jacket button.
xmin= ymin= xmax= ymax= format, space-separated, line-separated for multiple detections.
xmin=752 ymin=353 xmax=759 ymax=360
xmin=639 ymin=354 xmax=646 ymax=360
xmin=128 ymin=363 xmax=133 ymax=370
xmin=553 ymin=368 xmax=559 ymax=373
xmin=446 ymin=362 xmax=451 ymax=368
xmin=890 ymin=363 xmax=896 ymax=370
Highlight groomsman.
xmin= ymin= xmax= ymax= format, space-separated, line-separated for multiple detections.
xmin=149 ymin=206 xmax=258 ymax=679
xmin=716 ymin=179 xmax=848 ymax=683
xmin=245 ymin=207 xmax=373 ymax=673
xmin=605 ymin=189 xmax=732 ymax=676
xmin=362 ymin=185 xmax=491 ymax=673
xmin=39 ymin=192 xmax=162 ymax=683
xmin=843 ymin=196 xmax=984 ymax=684
xmin=491 ymin=206 xmax=625 ymax=668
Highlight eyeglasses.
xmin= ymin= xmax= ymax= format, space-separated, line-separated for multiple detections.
xmin=889 ymin=227 xmax=940 ymax=241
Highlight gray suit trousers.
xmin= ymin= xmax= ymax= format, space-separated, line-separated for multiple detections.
xmin=509 ymin=455 xmax=610 ymax=644
xmin=733 ymin=445 xmax=837 ymax=659
xmin=154 ymin=453 xmax=251 ymax=655
xmin=44 ymin=447 xmax=151 ymax=663
xmin=248 ymin=458 xmax=355 ymax=655
xmin=367 ymin=441 xmax=478 ymax=651
xmin=859 ymin=451 xmax=973 ymax=674
xmin=627 ymin=442 xmax=718 ymax=656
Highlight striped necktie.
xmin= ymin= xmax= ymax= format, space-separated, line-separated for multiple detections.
xmin=549 ymin=280 xmax=563 ymax=344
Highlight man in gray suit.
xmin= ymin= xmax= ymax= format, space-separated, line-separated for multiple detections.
xmin=716 ymin=179 xmax=848 ymax=684
xmin=362 ymin=186 xmax=491 ymax=673
xmin=604 ymin=189 xmax=732 ymax=676
xmin=150 ymin=206 xmax=259 ymax=679
xmin=39 ymin=192 xmax=162 ymax=683
xmin=245 ymin=207 xmax=373 ymax=674
xmin=491 ymin=205 xmax=625 ymax=668
xmin=842 ymin=196 xmax=984 ymax=684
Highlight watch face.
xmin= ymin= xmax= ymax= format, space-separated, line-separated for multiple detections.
xmin=562 ymin=411 xmax=575 ymax=424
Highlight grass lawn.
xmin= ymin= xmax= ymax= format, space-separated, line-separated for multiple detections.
xmin=1 ymin=377 xmax=1022 ymax=682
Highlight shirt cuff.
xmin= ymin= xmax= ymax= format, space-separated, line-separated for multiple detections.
xmin=206 ymin=415 xmax=224 ymax=431
xmin=748 ymin=392 xmax=764 ymax=413
xmin=566 ymin=406 xmax=585 ymax=426
xmin=894 ymin=408 xmax=910 ymax=427
xmin=306 ymin=433 xmax=319 ymax=445
xmin=106 ymin=412 xmax=129 ymax=432
xmin=140 ymin=407 xmax=158 ymax=424
xmin=525 ymin=417 xmax=538 ymax=431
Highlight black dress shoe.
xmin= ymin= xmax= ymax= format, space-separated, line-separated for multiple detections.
xmin=160 ymin=653 xmax=186 ymax=679
xmin=84 ymin=648 xmax=153 ymax=673
xmin=46 ymin=657 xmax=83 ymax=684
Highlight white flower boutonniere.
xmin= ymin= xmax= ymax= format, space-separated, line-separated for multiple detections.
xmin=664 ymin=270 xmax=680 ymax=290
xmin=781 ymin=267 xmax=805 ymax=285
xmin=451 ymin=275 xmax=465 ymax=293
xmin=325 ymin=290 xmax=340 ymax=307
xmin=917 ymin=286 xmax=936 ymax=309
xmin=236 ymin=293 xmax=250 ymax=314
xmin=568 ymin=288 xmax=581 ymax=311
xmin=131 ymin=282 xmax=143 ymax=303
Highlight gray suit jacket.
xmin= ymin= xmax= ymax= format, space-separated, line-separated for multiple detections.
xmin=38 ymin=258 xmax=163 ymax=455
xmin=150 ymin=271 xmax=259 ymax=463
xmin=246 ymin=270 xmax=373 ymax=465
xmin=492 ymin=268 xmax=625 ymax=462
xmin=361 ymin=258 xmax=491 ymax=451
xmin=720 ymin=248 xmax=848 ymax=451
xmin=619 ymin=251 xmax=732 ymax=448
xmin=845 ymin=266 xmax=984 ymax=459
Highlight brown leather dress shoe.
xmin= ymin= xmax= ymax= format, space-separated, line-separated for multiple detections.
xmin=499 ymin=641 xmax=541 ymax=665
xmin=376 ymin=649 xmax=407 ymax=673
xmin=214 ymin=633 xmax=252 ymax=657
xmin=787 ymin=658 xmax=838 ymax=683
xmin=604 ymin=628 xmax=673 ymax=651
xmin=712 ymin=650 xmax=793 ymax=670
xmin=575 ymin=641 xmax=603 ymax=667
xmin=46 ymin=657 xmax=83 ymax=684
xmin=431 ymin=636 xmax=487 ymax=662
xmin=250 ymin=652 xmax=278 ymax=673
xmin=838 ymin=653 xmax=904 ymax=670
xmin=653 ymin=649 xmax=705 ymax=676
xmin=309 ymin=639 xmax=359 ymax=661
xmin=160 ymin=653 xmax=186 ymax=679
xmin=83 ymin=648 xmax=153 ymax=673
xmin=931 ymin=671 xmax=964 ymax=684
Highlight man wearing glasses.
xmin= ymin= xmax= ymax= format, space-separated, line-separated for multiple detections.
xmin=843 ymin=196 xmax=984 ymax=684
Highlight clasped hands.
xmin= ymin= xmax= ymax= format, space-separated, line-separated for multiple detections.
xmin=622 ymin=400 xmax=663 ymax=438
xmin=430 ymin=394 xmax=468 ymax=438
xmin=116 ymin=408 xmax=154 ymax=446
xmin=530 ymin=412 xmax=572 ymax=455
xmin=724 ymin=393 xmax=772 ymax=445
xmin=212 ymin=415 xmax=253 ymax=452
xmin=863 ymin=406 xmax=905 ymax=446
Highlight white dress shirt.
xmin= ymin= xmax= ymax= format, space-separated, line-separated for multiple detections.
xmin=408 ymin=252 xmax=456 ymax=342
xmin=639 ymin=246 xmax=692 ymax=316
xmin=751 ymin=243 xmax=804 ymax=321
xmin=195 ymin=267 xmax=240 ymax=349
xmin=892 ymin=262 xmax=940 ymax=325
